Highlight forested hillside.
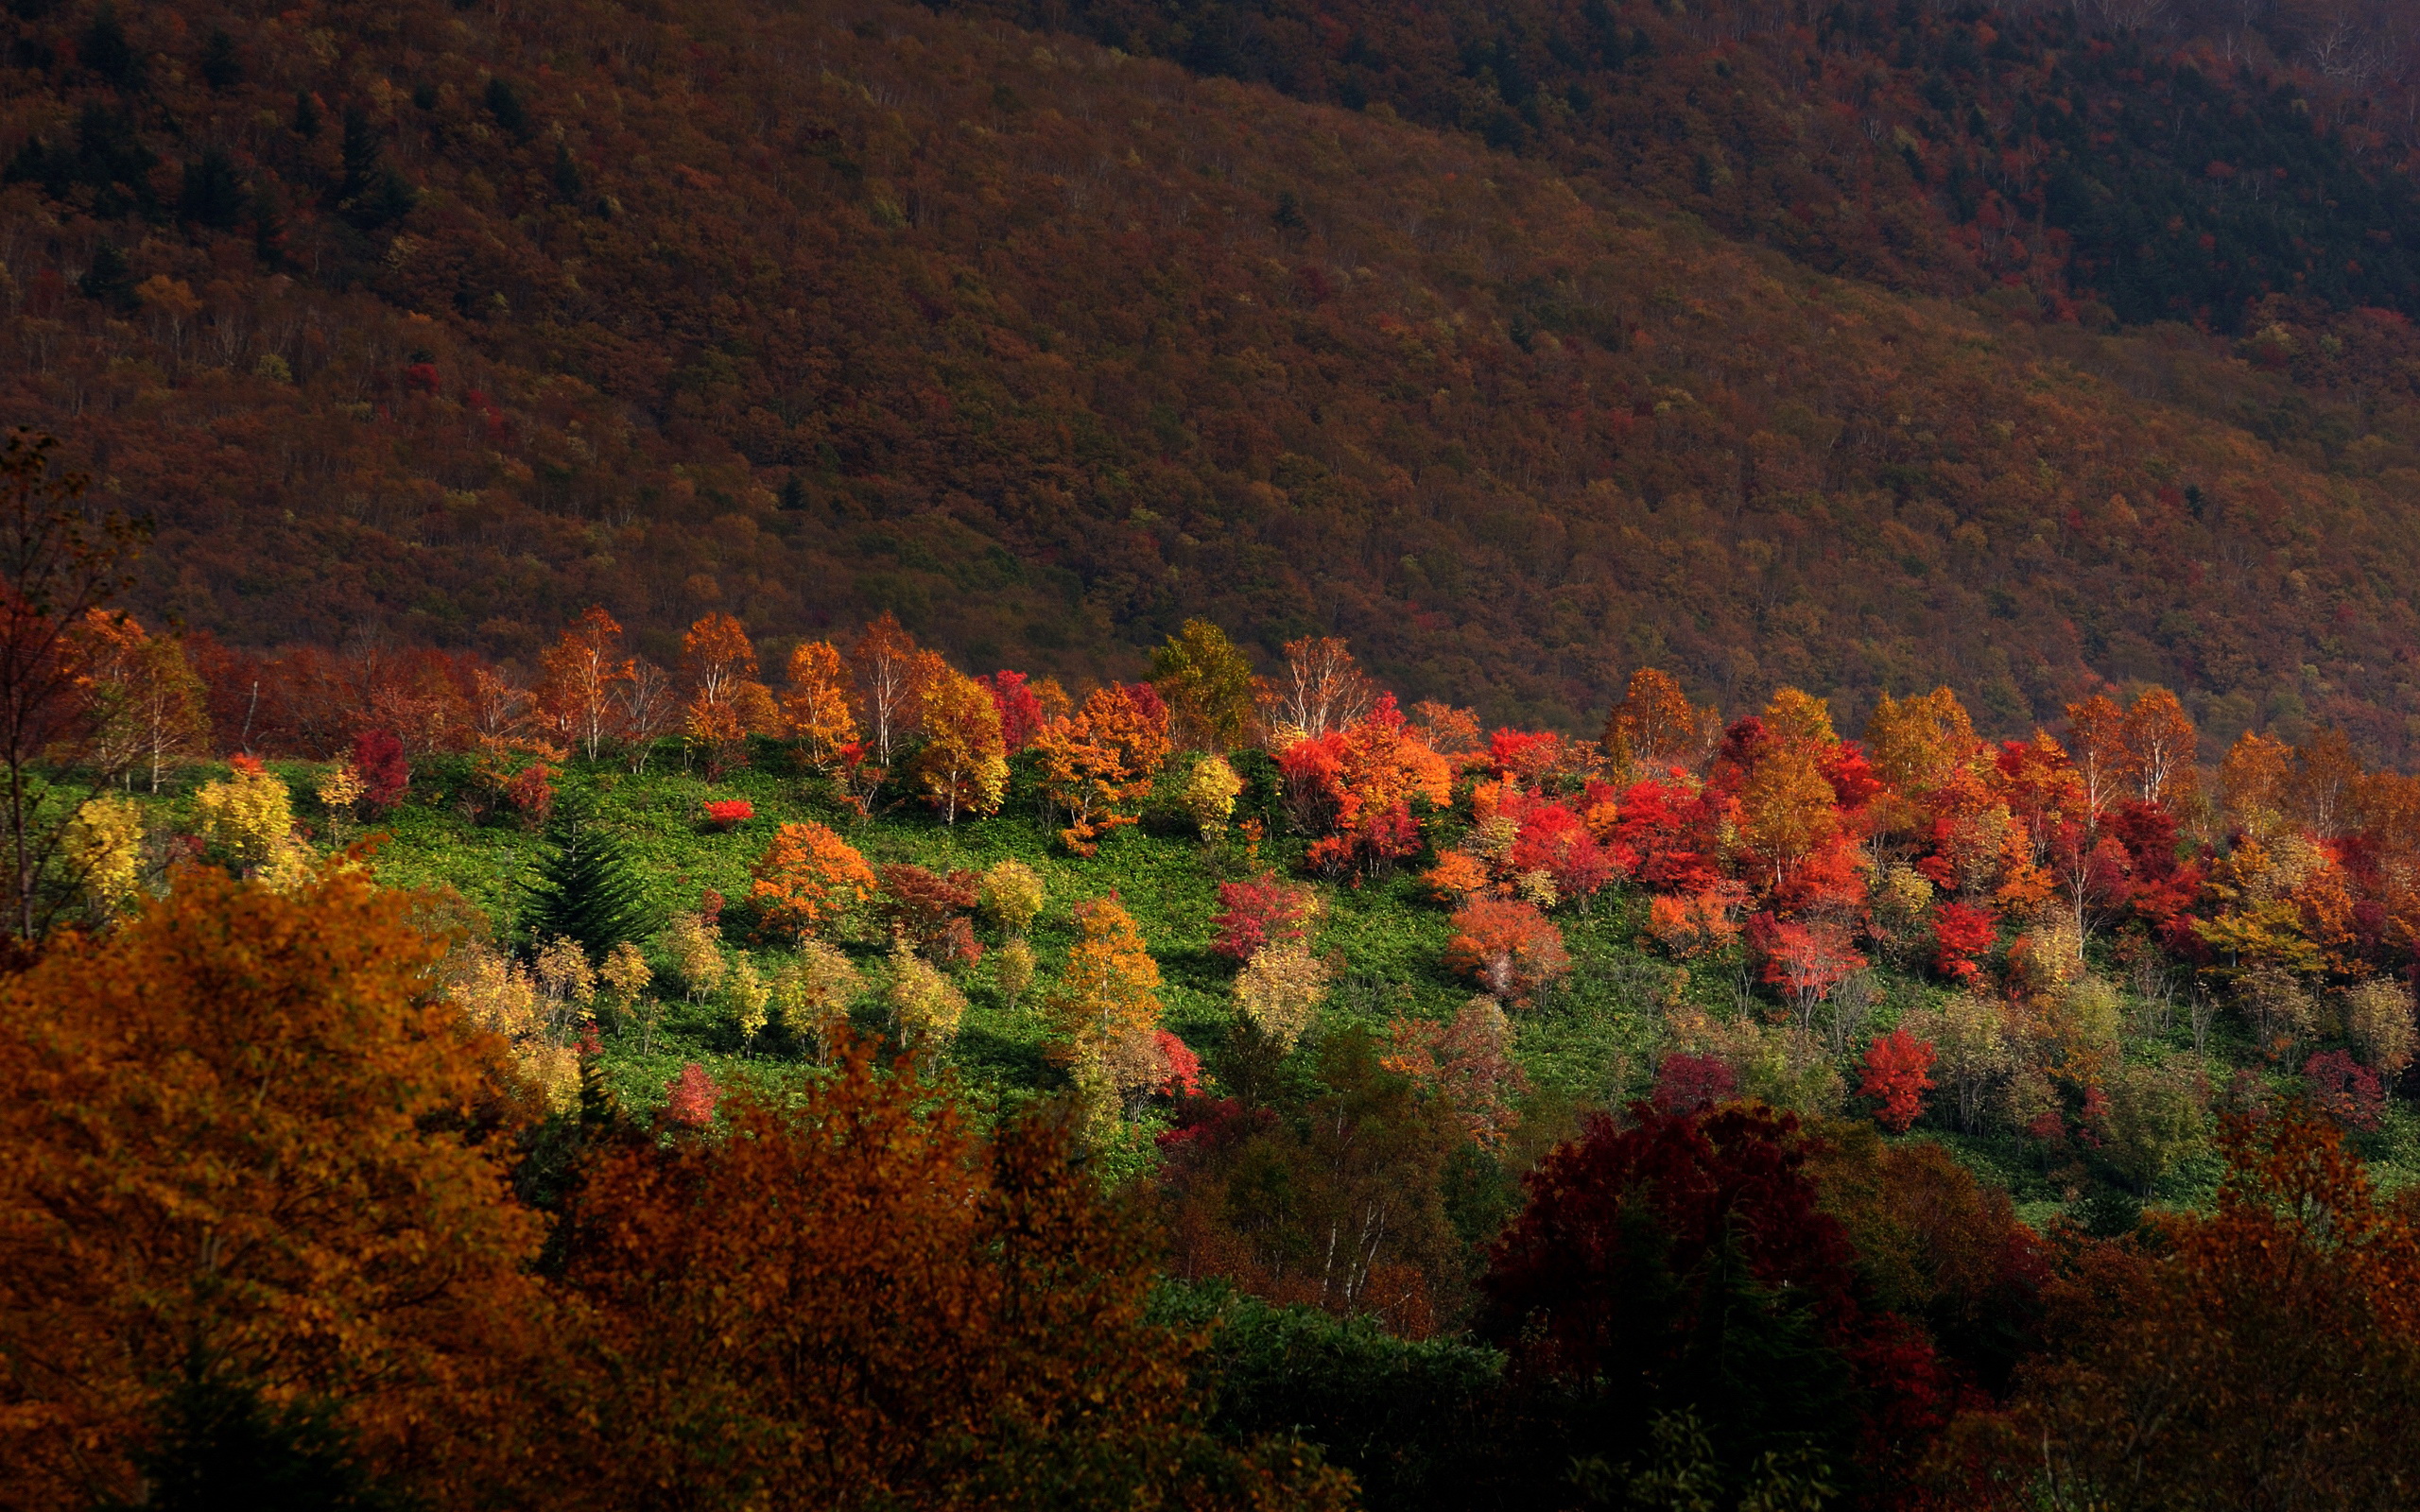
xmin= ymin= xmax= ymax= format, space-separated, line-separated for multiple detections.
xmin=955 ymin=0 xmax=2420 ymax=326
xmin=9 ymin=1 xmax=2420 ymax=760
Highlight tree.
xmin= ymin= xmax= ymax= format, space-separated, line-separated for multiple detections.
xmin=1180 ymin=754 xmax=1243 ymax=836
xmin=2219 ymin=730 xmax=2292 ymax=837
xmin=780 ymin=640 xmax=857 ymax=771
xmin=0 ymin=432 xmax=146 ymax=940
xmin=664 ymin=910 xmax=727 ymax=1004
xmin=521 ymin=790 xmax=655 ymax=957
xmin=2019 ymin=1104 xmax=2420 ymax=1508
xmin=888 ymin=935 xmax=968 ymax=1051
xmin=1443 ymin=898 xmax=1570 ymax=1003
xmin=1157 ymin=1030 xmax=1463 ymax=1334
xmin=74 ymin=611 xmax=207 ymax=794
xmin=1603 ymin=667 xmax=1715 ymax=775
xmin=2101 ymin=1057 xmax=2212 ymax=1191
xmin=977 ymin=857 xmax=1044 ymax=935
xmin=61 ymin=791 xmax=142 ymax=917
xmin=350 ymin=728 xmax=409 ymax=815
xmin=1903 ymin=991 xmax=2014 ymax=1133
xmin=849 ymin=611 xmax=924 ymax=768
xmin=2342 ymin=978 xmax=2416 ymax=1076
xmin=535 ymin=607 xmax=634 ymax=762
xmin=1151 ymin=618 xmax=1257 ymax=751
xmin=873 ymin=864 xmax=982 ymax=964
xmin=680 ymin=612 xmax=769 ymax=777
xmin=1031 ymin=684 xmax=1172 ymax=855
xmin=1280 ymin=696 xmax=1452 ymax=878
xmin=1212 ymin=872 xmax=1321 ymax=961
xmin=664 ymin=1062 xmax=722 ymax=1127
xmin=2119 ymin=688 xmax=2196 ymax=806
xmin=194 ymin=759 xmax=305 ymax=885
xmin=774 ymin=940 xmax=861 ymax=1062
xmin=563 ymin=1038 xmax=1352 ymax=1510
xmin=2063 ymin=693 xmax=2129 ymax=822
xmin=975 ymin=670 xmax=1046 ymax=751
xmin=614 ymin=659 xmax=680 ymax=774
xmin=1234 ymin=942 xmax=1330 ymax=1052
xmin=1046 ymin=896 xmax=1165 ymax=1105
xmin=1259 ymin=636 xmax=1375 ymax=742
xmin=1858 ymin=1030 xmax=1934 ymax=1133
xmin=0 ymin=867 xmax=562 ymax=1507
xmin=1481 ymin=1104 xmax=1958 ymax=1503
xmin=748 ymin=821 xmax=876 ymax=943
xmin=1753 ymin=915 xmax=1861 ymax=1035
xmin=908 ymin=662 xmax=1007 ymax=823
xmin=1864 ymin=687 xmax=1977 ymax=800
xmin=1382 ymin=994 xmax=1529 ymax=1146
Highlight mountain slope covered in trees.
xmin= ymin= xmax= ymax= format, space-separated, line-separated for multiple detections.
xmin=9 ymin=1 xmax=2420 ymax=757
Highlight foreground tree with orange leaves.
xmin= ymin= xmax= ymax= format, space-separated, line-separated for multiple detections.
xmin=564 ymin=1036 xmax=1354 ymax=1511
xmin=2015 ymin=1102 xmax=2420 ymax=1509
xmin=0 ymin=866 xmax=564 ymax=1509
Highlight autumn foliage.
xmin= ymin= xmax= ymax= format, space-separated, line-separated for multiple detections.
xmin=748 ymin=822 xmax=877 ymax=944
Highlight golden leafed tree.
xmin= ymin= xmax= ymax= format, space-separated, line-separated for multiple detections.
xmin=908 ymin=660 xmax=1008 ymax=823
xmin=0 ymin=867 xmax=565 ymax=1507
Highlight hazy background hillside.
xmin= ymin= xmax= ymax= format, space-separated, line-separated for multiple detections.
xmin=8 ymin=0 xmax=2420 ymax=754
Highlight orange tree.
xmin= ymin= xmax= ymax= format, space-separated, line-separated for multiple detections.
xmin=562 ymin=1036 xmax=1354 ymax=1511
xmin=535 ymin=606 xmax=634 ymax=762
xmin=0 ymin=866 xmax=566 ymax=1509
xmin=748 ymin=821 xmax=877 ymax=944
xmin=1030 ymin=684 xmax=1171 ymax=855
xmin=2014 ymin=1102 xmax=2420 ymax=1509
xmin=780 ymin=640 xmax=858 ymax=773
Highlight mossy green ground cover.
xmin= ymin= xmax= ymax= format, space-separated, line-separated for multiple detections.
xmin=160 ymin=747 xmax=2420 ymax=1216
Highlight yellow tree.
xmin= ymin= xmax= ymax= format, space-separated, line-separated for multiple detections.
xmin=0 ymin=867 xmax=562 ymax=1507
xmin=536 ymin=607 xmax=634 ymax=762
xmin=909 ymin=662 xmax=1007 ymax=823
xmin=1864 ymin=687 xmax=1977 ymax=799
xmin=1150 ymin=618 xmax=1257 ymax=751
xmin=1737 ymin=743 xmax=1840 ymax=896
xmin=780 ymin=640 xmax=857 ymax=772
xmin=1046 ymin=896 xmax=1165 ymax=1107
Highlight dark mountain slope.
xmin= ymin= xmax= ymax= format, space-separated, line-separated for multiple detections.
xmin=951 ymin=0 xmax=2420 ymax=331
xmin=3 ymin=2 xmax=2420 ymax=752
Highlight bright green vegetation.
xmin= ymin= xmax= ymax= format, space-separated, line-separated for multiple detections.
xmin=158 ymin=746 xmax=2420 ymax=1217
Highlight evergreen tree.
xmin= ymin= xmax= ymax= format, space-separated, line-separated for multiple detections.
xmin=200 ymin=28 xmax=241 ymax=92
xmin=521 ymin=789 xmax=654 ymax=957
xmin=78 ymin=243 xmax=136 ymax=310
xmin=108 ymin=1355 xmax=406 ymax=1512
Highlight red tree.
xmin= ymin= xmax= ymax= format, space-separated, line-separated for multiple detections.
xmin=1860 ymin=1030 xmax=1936 ymax=1133
xmin=351 ymin=728 xmax=409 ymax=814
xmin=1210 ymin=873 xmax=1318 ymax=961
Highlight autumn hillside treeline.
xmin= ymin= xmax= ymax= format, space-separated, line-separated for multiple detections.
xmin=10 ymin=4 xmax=2420 ymax=756
xmin=20 ymin=587 xmax=2420 ymax=1505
